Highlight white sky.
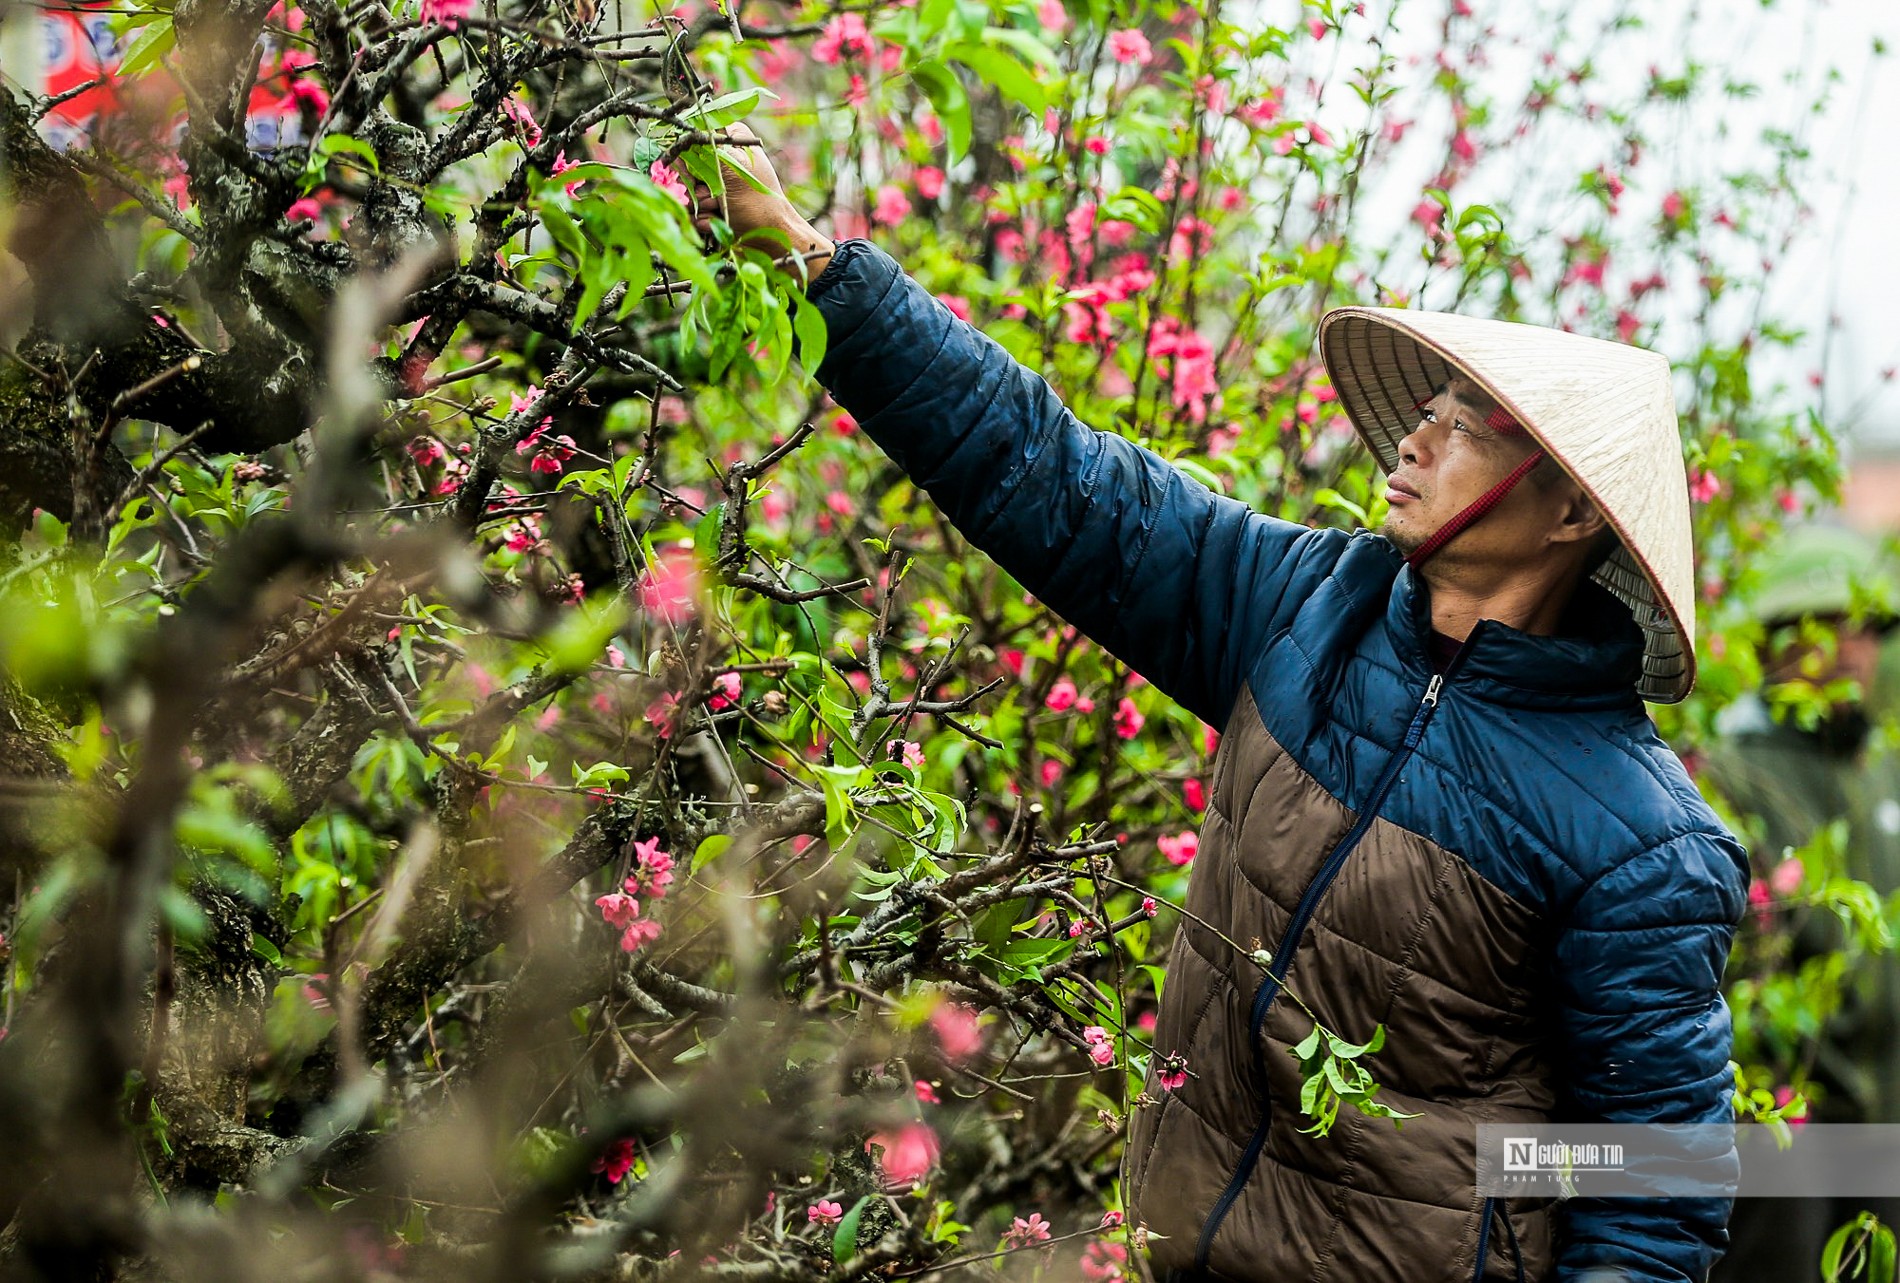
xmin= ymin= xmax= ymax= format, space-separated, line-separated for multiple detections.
xmin=1627 ymin=0 xmax=1900 ymax=450
xmin=1254 ymin=0 xmax=1900 ymax=452
xmin=6 ymin=0 xmax=1895 ymax=452
xmin=1771 ymin=3 xmax=1900 ymax=449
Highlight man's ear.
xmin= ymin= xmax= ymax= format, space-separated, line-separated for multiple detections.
xmin=1548 ymin=482 xmax=1608 ymax=547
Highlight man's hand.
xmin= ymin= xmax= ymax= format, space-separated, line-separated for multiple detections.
xmin=688 ymin=121 xmax=835 ymax=283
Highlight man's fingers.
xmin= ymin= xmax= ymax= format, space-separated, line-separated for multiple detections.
xmin=687 ymin=177 xmax=719 ymax=246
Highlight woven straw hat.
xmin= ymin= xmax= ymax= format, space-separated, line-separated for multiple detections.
xmin=1317 ymin=307 xmax=1696 ymax=703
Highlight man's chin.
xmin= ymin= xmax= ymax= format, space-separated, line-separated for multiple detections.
xmin=1376 ymin=513 xmax=1426 ymax=556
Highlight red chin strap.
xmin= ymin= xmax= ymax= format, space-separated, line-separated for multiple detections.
xmin=1401 ymin=399 xmax=1546 ymax=568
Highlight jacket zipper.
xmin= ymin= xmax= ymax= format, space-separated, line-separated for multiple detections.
xmin=1192 ymin=672 xmax=1446 ymax=1274
xmin=1471 ymin=1195 xmax=1524 ymax=1283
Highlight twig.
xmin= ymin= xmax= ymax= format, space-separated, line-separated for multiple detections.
xmin=424 ymin=355 xmax=505 ymax=388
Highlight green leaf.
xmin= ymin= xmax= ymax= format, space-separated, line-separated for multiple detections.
xmin=1101 ymin=186 xmax=1169 ymax=234
xmin=974 ymin=897 xmax=1028 ymax=951
xmin=316 ymin=133 xmax=382 ymax=176
xmin=1172 ymin=457 xmax=1227 ymax=495
xmin=813 ymin=763 xmax=863 ymax=847
xmin=1324 ymin=1023 xmax=1385 ymax=1059
xmin=1313 ymin=487 xmax=1370 ymax=525
xmin=693 ymin=504 xmax=725 ymax=565
xmin=681 ymin=86 xmax=774 ymax=131
xmin=573 ymin=761 xmax=631 ymax=790
xmin=944 ymin=42 xmax=1046 ymax=114
xmin=1822 ymin=1219 xmax=1852 ymax=1279
xmin=909 ymin=60 xmax=972 ymax=162
xmin=541 ymin=601 xmax=624 ymax=676
xmin=1299 ymin=1069 xmax=1323 ymax=1114
xmin=791 ymin=290 xmax=829 ymax=371
xmin=979 ymin=26 xmax=1060 ymax=69
xmin=999 ymin=938 xmax=1072 ymax=965
xmin=538 ymin=204 xmax=591 ymax=261
xmin=916 ymin=0 xmax=956 ymax=40
xmin=692 ymin=833 xmax=731 ymax=874
xmin=119 ymin=18 xmax=175 ymax=78
xmin=1456 ymin=203 xmax=1503 ymax=233
xmin=832 ymin=1195 xmax=871 ymax=1264
xmin=157 ymin=883 xmax=210 ymax=943
xmin=1871 ymin=1223 xmax=1896 ymax=1283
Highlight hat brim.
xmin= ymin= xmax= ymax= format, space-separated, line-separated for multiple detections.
xmin=1318 ymin=308 xmax=1695 ymax=704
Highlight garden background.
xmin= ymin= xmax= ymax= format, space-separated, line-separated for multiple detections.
xmin=1 ymin=0 xmax=1897 ymax=1279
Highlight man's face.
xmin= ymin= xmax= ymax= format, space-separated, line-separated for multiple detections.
xmin=1378 ymin=378 xmax=1562 ymax=567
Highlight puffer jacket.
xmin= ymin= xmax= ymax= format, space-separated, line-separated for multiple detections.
xmin=808 ymin=240 xmax=1751 ymax=1283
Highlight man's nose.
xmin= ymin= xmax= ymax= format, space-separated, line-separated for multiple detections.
xmin=1397 ymin=425 xmax=1426 ymax=466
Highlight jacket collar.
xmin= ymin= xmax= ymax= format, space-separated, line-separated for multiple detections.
xmin=1386 ymin=562 xmax=1646 ymax=710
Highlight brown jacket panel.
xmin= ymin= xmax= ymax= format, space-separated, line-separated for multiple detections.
xmin=1127 ymin=682 xmax=1560 ymax=1282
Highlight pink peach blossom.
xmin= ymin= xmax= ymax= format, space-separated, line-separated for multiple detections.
xmin=1158 ymin=831 xmax=1198 ymax=866
xmin=1003 ymin=1213 xmax=1053 ymax=1248
xmin=287 ymin=78 xmax=330 ymax=115
xmin=812 ymin=12 xmax=872 ymax=63
xmin=592 ymin=1137 xmax=636 ymax=1183
xmin=872 ymin=184 xmax=912 ymax=227
xmin=931 ymin=1002 xmax=983 ymax=1061
xmin=618 ymin=917 xmax=662 ymax=953
xmin=420 ymin=0 xmax=473 ymax=27
xmin=1107 ymin=29 xmax=1152 ymax=65
xmin=1045 ymin=678 xmax=1078 ymax=712
xmin=865 ymin=1122 xmax=939 ymax=1185
xmin=1081 ymin=1240 xmax=1129 ymax=1281
xmin=596 ymin=891 xmax=640 ymax=929
xmin=649 ymin=160 xmax=688 ymax=206
xmin=639 ymin=548 xmax=699 ymax=623
xmin=708 ymin=671 xmax=742 ymax=711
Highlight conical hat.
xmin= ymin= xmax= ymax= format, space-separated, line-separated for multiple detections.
xmin=1317 ymin=307 xmax=1696 ymax=704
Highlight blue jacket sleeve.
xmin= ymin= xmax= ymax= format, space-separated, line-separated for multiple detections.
xmin=806 ymin=238 xmax=1338 ymax=730
xmin=1551 ymin=827 xmax=1750 ymax=1282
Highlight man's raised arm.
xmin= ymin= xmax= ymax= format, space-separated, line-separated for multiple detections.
xmin=700 ymin=129 xmax=1342 ymax=729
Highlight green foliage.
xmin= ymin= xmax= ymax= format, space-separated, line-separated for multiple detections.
xmin=1824 ymin=1212 xmax=1899 ymax=1283
xmin=1289 ymin=1021 xmax=1419 ymax=1137
xmin=0 ymin=0 xmax=1875 ymax=1276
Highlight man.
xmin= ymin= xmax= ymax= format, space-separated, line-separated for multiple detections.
xmin=1703 ymin=525 xmax=1900 ymax=1282
xmin=700 ymin=134 xmax=1749 ymax=1282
